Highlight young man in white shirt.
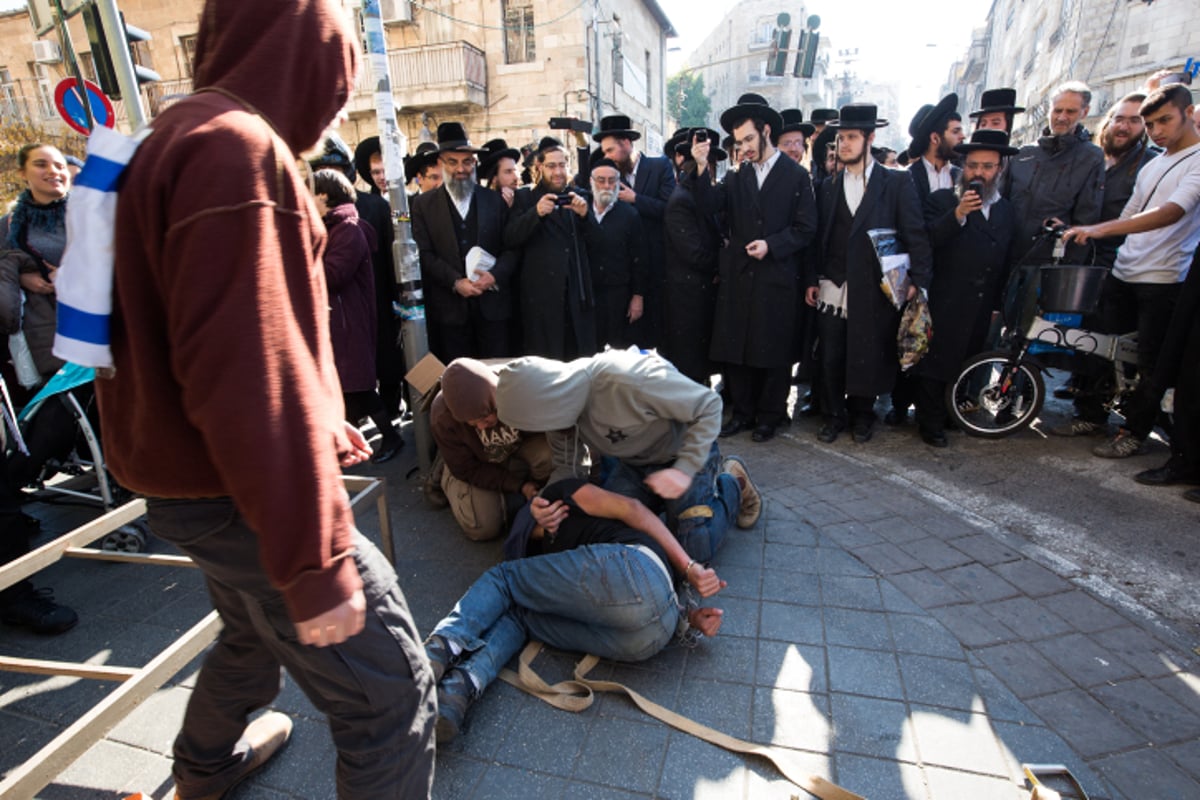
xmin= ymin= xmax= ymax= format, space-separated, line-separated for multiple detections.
xmin=1063 ymin=83 xmax=1200 ymax=457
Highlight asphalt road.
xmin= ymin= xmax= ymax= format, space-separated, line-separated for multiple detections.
xmin=780 ymin=382 xmax=1200 ymax=645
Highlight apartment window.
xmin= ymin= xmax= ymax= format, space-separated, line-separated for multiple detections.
xmin=751 ymin=17 xmax=773 ymax=47
xmin=0 ymin=67 xmax=17 ymax=116
xmin=502 ymin=0 xmax=535 ymax=64
xmin=29 ymin=61 xmax=53 ymax=118
xmin=180 ymin=34 xmax=198 ymax=77
xmin=78 ymin=52 xmax=96 ymax=83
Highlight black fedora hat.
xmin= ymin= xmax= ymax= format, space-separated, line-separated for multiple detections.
xmin=780 ymin=109 xmax=815 ymax=138
xmin=827 ymin=103 xmax=889 ymax=131
xmin=533 ymin=136 xmax=565 ymax=157
xmin=478 ymin=138 xmax=521 ymax=179
xmin=354 ymin=135 xmax=381 ymax=187
xmin=435 ymin=121 xmax=484 ymax=153
xmin=404 ymin=141 xmax=440 ymax=183
xmin=593 ymin=114 xmax=641 ymax=142
xmin=907 ymin=104 xmax=934 ymax=138
xmin=663 ymin=128 xmax=689 ymax=159
xmin=812 ymin=125 xmax=837 ymax=157
xmin=719 ymin=93 xmax=784 ymax=136
xmin=953 ymin=128 xmax=1019 ymax=157
xmin=906 ymin=93 xmax=959 ymax=159
xmin=676 ymin=128 xmax=727 ymax=163
xmin=810 ymin=108 xmax=839 ymax=125
xmin=969 ymin=87 xmax=1025 ymax=118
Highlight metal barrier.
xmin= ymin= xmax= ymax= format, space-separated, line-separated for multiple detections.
xmin=0 ymin=474 xmax=391 ymax=799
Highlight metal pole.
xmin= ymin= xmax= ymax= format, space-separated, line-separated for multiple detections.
xmin=361 ymin=0 xmax=432 ymax=474
xmin=93 ymin=0 xmax=147 ymax=129
xmin=52 ymin=0 xmax=93 ymax=132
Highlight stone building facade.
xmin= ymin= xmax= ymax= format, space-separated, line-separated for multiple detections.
xmin=2 ymin=0 xmax=676 ymax=162
xmin=943 ymin=0 xmax=1199 ymax=145
xmin=684 ymin=0 xmax=836 ymax=128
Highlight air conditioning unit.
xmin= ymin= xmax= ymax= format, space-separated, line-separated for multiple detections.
xmin=380 ymin=0 xmax=413 ymax=24
xmin=32 ymin=40 xmax=62 ymax=63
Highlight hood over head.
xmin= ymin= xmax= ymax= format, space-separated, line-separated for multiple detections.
xmin=495 ymin=357 xmax=591 ymax=431
xmin=192 ymin=0 xmax=359 ymax=154
xmin=440 ymin=358 xmax=499 ymax=423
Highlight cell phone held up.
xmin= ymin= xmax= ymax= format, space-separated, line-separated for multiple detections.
xmin=554 ymin=194 xmax=575 ymax=207
xmin=693 ymin=130 xmax=708 ymax=143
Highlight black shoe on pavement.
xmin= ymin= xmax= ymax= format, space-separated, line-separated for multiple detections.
xmin=720 ymin=417 xmax=751 ymax=438
xmin=920 ymin=429 xmax=948 ymax=448
xmin=817 ymin=419 xmax=845 ymax=444
xmin=1135 ymin=462 xmax=1200 ymax=486
xmin=852 ymin=419 xmax=875 ymax=444
xmin=371 ymin=434 xmax=405 ymax=464
xmin=435 ymin=668 xmax=477 ymax=744
xmin=1 ymin=587 xmax=79 ymax=635
xmin=751 ymin=423 xmax=777 ymax=443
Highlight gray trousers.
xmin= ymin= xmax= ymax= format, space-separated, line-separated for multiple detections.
xmin=145 ymin=497 xmax=436 ymax=799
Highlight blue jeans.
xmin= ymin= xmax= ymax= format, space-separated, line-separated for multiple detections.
xmin=432 ymin=544 xmax=679 ymax=692
xmin=601 ymin=441 xmax=739 ymax=562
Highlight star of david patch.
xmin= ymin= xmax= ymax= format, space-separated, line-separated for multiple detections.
xmin=605 ymin=428 xmax=628 ymax=444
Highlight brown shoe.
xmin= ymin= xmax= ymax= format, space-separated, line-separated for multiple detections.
xmin=175 ymin=712 xmax=293 ymax=800
xmin=721 ymin=456 xmax=761 ymax=528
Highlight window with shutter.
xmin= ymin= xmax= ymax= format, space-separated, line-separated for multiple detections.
xmin=502 ymin=1 xmax=535 ymax=65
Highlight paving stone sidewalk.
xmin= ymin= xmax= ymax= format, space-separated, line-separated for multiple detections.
xmin=2 ymin=428 xmax=1198 ymax=799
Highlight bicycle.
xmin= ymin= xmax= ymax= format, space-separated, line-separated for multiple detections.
xmin=947 ymin=227 xmax=1139 ymax=438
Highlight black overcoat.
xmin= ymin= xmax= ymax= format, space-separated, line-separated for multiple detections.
xmin=813 ymin=165 xmax=934 ymax=397
xmin=504 ymin=185 xmax=597 ymax=359
xmin=914 ymin=189 xmax=1016 ymax=383
xmin=907 ymin=159 xmax=962 ymax=202
xmin=411 ymin=186 xmax=517 ymax=325
xmin=693 ymin=156 xmax=817 ymax=368
xmin=662 ymin=181 xmax=722 ymax=383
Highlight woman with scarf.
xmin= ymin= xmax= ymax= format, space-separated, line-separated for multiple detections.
xmin=1 ymin=143 xmax=70 ymax=385
xmin=0 ymin=142 xmax=78 ymax=635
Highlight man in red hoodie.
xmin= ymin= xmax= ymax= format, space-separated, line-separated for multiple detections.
xmin=95 ymin=1 xmax=435 ymax=797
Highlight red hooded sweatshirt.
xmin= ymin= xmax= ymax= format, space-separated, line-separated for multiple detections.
xmin=97 ymin=0 xmax=363 ymax=622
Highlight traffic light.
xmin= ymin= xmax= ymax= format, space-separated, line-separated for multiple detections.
xmin=766 ymin=16 xmax=792 ymax=77
xmin=82 ymin=5 xmax=161 ymax=100
xmin=793 ymin=30 xmax=821 ymax=79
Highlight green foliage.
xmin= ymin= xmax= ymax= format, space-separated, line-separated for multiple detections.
xmin=0 ymin=121 xmax=86 ymax=209
xmin=667 ymin=71 xmax=712 ymax=129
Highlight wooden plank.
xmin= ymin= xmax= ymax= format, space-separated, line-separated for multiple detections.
xmin=0 ymin=656 xmax=139 ymax=682
xmin=0 ymin=499 xmax=146 ymax=592
xmin=63 ymin=548 xmax=198 ymax=567
xmin=0 ymin=611 xmax=222 ymax=800
xmin=342 ymin=475 xmax=393 ymax=565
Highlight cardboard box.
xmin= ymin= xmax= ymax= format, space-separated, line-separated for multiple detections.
xmin=404 ymin=353 xmax=446 ymax=398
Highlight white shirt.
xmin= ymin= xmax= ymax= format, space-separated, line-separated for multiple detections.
xmin=753 ymin=150 xmax=781 ymax=188
xmin=622 ymin=150 xmax=641 ymax=188
xmin=922 ymin=157 xmax=956 ymax=192
xmin=593 ymin=202 xmax=613 ymax=223
xmin=843 ymin=159 xmax=876 ymax=215
xmin=1114 ymin=141 xmax=1200 ymax=284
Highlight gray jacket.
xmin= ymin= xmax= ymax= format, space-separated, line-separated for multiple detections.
xmin=0 ymin=215 xmax=64 ymax=381
xmin=494 ymin=348 xmax=722 ymax=485
xmin=1002 ymin=124 xmax=1105 ymax=257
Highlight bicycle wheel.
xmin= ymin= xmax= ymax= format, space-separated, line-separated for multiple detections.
xmin=946 ymin=351 xmax=1045 ymax=438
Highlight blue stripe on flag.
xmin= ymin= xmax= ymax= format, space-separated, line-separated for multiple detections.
xmin=57 ymin=303 xmax=110 ymax=345
xmin=73 ymin=154 xmax=126 ymax=193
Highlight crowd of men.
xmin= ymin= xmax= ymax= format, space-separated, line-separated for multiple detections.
xmin=342 ymin=71 xmax=1197 ymax=472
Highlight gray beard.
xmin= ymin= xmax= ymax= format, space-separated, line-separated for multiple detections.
xmin=593 ymin=188 xmax=616 ymax=207
xmin=448 ymin=175 xmax=475 ymax=202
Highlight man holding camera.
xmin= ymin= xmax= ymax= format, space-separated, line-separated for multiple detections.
xmin=912 ymin=129 xmax=1019 ymax=447
xmin=504 ymin=137 xmax=597 ymax=359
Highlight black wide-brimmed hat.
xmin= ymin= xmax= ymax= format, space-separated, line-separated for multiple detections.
xmin=827 ymin=103 xmax=888 ymax=131
xmin=435 ymin=121 xmax=484 ymax=153
xmin=354 ymin=135 xmax=381 ymax=187
xmin=593 ymin=115 xmax=641 ymax=142
xmin=663 ymin=128 xmax=689 ymax=159
xmin=969 ymin=88 xmax=1025 ymax=118
xmin=810 ymin=108 xmax=839 ymax=125
xmin=953 ymin=128 xmax=1019 ymax=157
xmin=780 ymin=109 xmax=815 ymax=138
xmin=478 ymin=138 xmax=521 ymax=179
xmin=812 ymin=125 xmax=837 ymax=157
xmin=907 ymin=104 xmax=934 ymax=138
xmin=310 ymin=132 xmax=355 ymax=180
xmin=403 ymin=142 xmax=440 ymax=183
xmin=719 ymin=93 xmax=784 ymax=136
xmin=907 ymin=93 xmax=959 ymax=159
xmin=675 ymin=128 xmax=727 ymax=163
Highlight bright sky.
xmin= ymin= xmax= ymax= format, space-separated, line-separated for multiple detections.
xmin=658 ymin=0 xmax=996 ymax=127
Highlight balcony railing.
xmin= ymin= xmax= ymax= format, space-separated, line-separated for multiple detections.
xmin=350 ymin=40 xmax=487 ymax=113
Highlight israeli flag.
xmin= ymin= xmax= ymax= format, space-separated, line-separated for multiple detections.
xmin=53 ymin=124 xmax=148 ymax=369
